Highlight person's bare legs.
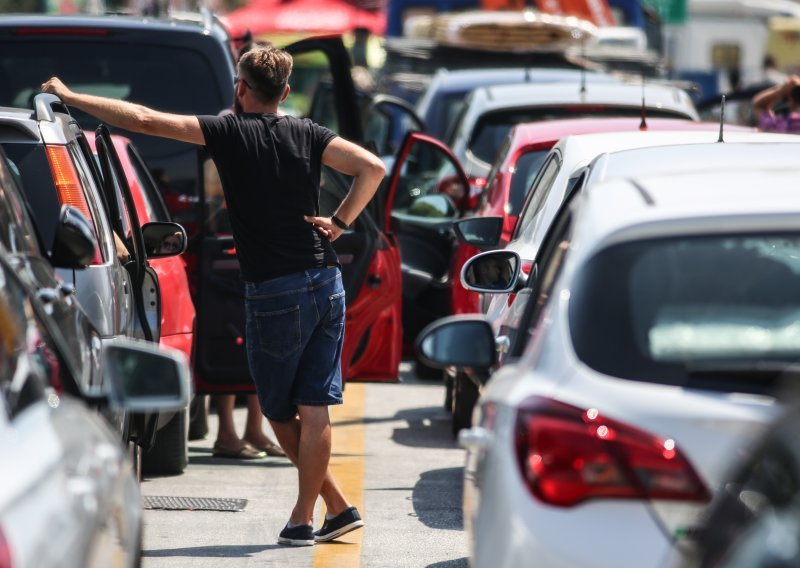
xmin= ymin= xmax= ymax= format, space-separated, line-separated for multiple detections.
xmin=270 ymin=406 xmax=350 ymax=525
xmin=243 ymin=395 xmax=285 ymax=456
xmin=214 ymin=394 xmax=241 ymax=449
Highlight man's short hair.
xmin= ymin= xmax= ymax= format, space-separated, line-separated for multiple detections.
xmin=238 ymin=46 xmax=293 ymax=104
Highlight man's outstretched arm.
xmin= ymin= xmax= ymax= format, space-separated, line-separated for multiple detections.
xmin=41 ymin=77 xmax=205 ymax=145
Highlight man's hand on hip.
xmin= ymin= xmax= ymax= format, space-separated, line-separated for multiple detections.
xmin=305 ymin=216 xmax=345 ymax=241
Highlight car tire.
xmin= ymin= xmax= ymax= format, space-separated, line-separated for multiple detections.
xmin=142 ymin=408 xmax=188 ymax=476
xmin=188 ymin=394 xmax=209 ymax=440
xmin=452 ymin=373 xmax=479 ymax=437
xmin=444 ymin=372 xmax=454 ymax=412
xmin=128 ymin=439 xmax=142 ymax=483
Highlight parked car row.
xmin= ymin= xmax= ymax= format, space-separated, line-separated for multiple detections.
xmin=417 ymin=127 xmax=800 ymax=566
xmin=0 ymin=128 xmax=191 ymax=566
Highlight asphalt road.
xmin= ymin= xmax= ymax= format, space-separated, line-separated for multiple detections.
xmin=140 ymin=362 xmax=469 ymax=567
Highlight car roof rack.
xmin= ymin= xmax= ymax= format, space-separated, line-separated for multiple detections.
xmin=33 ymin=93 xmax=70 ymax=123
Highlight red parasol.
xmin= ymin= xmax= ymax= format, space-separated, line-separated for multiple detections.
xmin=222 ymin=0 xmax=386 ymax=39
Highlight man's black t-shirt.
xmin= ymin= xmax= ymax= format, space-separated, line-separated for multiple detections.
xmin=198 ymin=113 xmax=338 ymax=282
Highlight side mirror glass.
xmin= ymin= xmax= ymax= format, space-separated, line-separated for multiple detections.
xmin=103 ymin=338 xmax=190 ymax=412
xmin=416 ymin=316 xmax=496 ymax=369
xmin=453 ymin=216 xmax=503 ymax=250
xmin=408 ymin=194 xmax=457 ymax=219
xmin=461 ymin=250 xmax=520 ymax=293
xmin=141 ymin=222 xmax=187 ymax=259
xmin=50 ymin=205 xmax=98 ymax=268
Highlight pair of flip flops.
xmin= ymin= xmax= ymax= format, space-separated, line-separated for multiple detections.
xmin=212 ymin=442 xmax=266 ymax=460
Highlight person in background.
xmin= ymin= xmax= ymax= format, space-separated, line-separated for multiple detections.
xmin=752 ymin=74 xmax=800 ymax=133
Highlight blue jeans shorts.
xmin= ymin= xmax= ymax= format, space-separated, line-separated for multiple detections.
xmin=244 ymin=266 xmax=345 ymax=422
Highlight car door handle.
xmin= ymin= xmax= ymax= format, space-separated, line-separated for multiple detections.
xmin=459 ymin=426 xmax=493 ymax=451
xmin=36 ymin=288 xmax=59 ymax=304
xmin=58 ymin=283 xmax=76 ymax=297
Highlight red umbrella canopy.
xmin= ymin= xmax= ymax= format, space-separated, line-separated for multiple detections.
xmin=223 ymin=0 xmax=386 ymax=38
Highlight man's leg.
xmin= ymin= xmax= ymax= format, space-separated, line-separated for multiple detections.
xmin=212 ymin=395 xmax=265 ymax=459
xmin=270 ymin=407 xmax=350 ymax=524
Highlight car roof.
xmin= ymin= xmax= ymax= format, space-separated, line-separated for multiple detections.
xmin=552 ymin=130 xmax=797 ymax=174
xmin=425 ymin=67 xmax=616 ymax=93
xmin=590 ymin=141 xmax=800 ymax=185
xmin=573 ymin=167 xmax=800 ymax=262
xmin=467 ymin=82 xmax=698 ymax=119
xmin=0 ymin=14 xmax=216 ymax=34
xmin=506 ymin=117 xmax=752 ymax=148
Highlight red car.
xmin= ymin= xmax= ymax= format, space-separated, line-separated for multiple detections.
xmin=88 ymin=132 xmax=196 ymax=474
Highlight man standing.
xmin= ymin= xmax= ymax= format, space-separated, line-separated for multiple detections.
xmin=42 ymin=44 xmax=384 ymax=546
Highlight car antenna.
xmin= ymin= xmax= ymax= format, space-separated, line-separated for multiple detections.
xmin=717 ymin=95 xmax=726 ymax=142
xmin=639 ymin=66 xmax=647 ymax=130
xmin=580 ymin=34 xmax=587 ymax=95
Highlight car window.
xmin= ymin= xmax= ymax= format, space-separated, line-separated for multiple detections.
xmin=508 ymin=149 xmax=550 ymax=217
xmin=127 ymin=145 xmax=170 ymax=223
xmin=392 ymin=140 xmax=461 ymax=216
xmin=569 ymin=234 xmax=800 ymax=391
xmin=513 ymin=203 xmax=575 ymax=358
xmin=69 ymin=142 xmax=113 ymax=264
xmin=478 ymin=135 xmax=511 ymax=211
xmin=0 ymin=150 xmax=38 ymax=255
xmin=513 ymin=152 xmax=561 ymax=242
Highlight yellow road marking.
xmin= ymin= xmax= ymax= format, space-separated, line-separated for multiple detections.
xmin=313 ymin=382 xmax=366 ymax=568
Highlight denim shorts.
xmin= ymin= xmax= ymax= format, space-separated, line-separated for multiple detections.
xmin=244 ymin=266 xmax=345 ymax=422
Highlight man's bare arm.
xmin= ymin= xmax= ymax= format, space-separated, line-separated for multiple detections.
xmin=752 ymin=75 xmax=800 ymax=118
xmin=304 ymin=137 xmax=385 ymax=241
xmin=41 ymin=77 xmax=205 ymax=145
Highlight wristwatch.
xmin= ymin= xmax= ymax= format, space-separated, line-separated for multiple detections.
xmin=331 ymin=214 xmax=350 ymax=231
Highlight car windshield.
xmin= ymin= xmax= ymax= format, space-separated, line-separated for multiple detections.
xmin=468 ymin=106 xmax=684 ymax=164
xmin=569 ymin=234 xmax=800 ymax=391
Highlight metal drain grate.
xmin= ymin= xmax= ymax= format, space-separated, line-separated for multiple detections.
xmin=143 ymin=496 xmax=248 ymax=512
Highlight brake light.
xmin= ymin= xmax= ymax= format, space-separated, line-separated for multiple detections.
xmin=45 ymin=145 xmax=101 ymax=265
xmin=45 ymin=146 xmax=93 ymax=223
xmin=0 ymin=526 xmax=12 ymax=568
xmin=520 ymin=260 xmax=533 ymax=276
xmin=515 ymin=397 xmax=710 ymax=508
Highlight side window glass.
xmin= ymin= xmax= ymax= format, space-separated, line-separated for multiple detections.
xmin=128 ymin=146 xmax=170 ymax=223
xmin=393 ymin=139 xmax=465 ymax=220
xmin=319 ymin=167 xmax=345 ymax=218
xmin=513 ymin=202 xmax=576 ymax=358
xmin=69 ymin=144 xmax=110 ymax=264
xmin=203 ymin=158 xmax=230 ymax=235
xmin=514 ymin=153 xmax=561 ymax=242
xmin=479 ymin=136 xmax=511 ymax=210
xmin=0 ymin=153 xmax=38 ymax=255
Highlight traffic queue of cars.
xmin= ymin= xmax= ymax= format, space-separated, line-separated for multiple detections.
xmin=416 ymin=117 xmax=800 ymax=565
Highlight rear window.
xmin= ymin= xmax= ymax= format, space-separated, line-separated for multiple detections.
xmin=570 ymin=234 xmax=800 ymax=391
xmin=468 ymin=106 xmax=685 ymax=163
xmin=0 ymin=41 xmax=230 ymax=233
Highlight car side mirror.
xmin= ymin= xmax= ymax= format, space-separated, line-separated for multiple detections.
xmin=461 ymin=250 xmax=520 ymax=293
xmin=453 ymin=216 xmax=503 ymax=250
xmin=102 ymin=338 xmax=190 ymax=412
xmin=416 ymin=315 xmax=497 ymax=370
xmin=141 ymin=222 xmax=187 ymax=259
xmin=50 ymin=205 xmax=98 ymax=268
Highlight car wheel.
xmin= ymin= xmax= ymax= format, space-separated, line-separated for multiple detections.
xmin=142 ymin=408 xmax=188 ymax=476
xmin=452 ymin=373 xmax=479 ymax=437
xmin=188 ymin=394 xmax=209 ymax=440
xmin=128 ymin=440 xmax=142 ymax=483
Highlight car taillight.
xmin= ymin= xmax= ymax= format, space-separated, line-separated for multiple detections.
xmin=515 ymin=396 xmax=710 ymax=508
xmin=520 ymin=260 xmax=533 ymax=276
xmin=45 ymin=146 xmax=93 ymax=224
xmin=0 ymin=526 xmax=13 ymax=568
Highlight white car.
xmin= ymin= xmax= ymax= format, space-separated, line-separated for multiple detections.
xmin=418 ymin=167 xmax=800 ymax=567
xmin=445 ymin=82 xmax=700 ymax=182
